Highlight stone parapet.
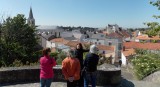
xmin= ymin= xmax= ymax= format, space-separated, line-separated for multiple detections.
xmin=0 ymin=64 xmax=121 ymax=86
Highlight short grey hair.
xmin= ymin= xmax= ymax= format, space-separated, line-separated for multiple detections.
xmin=67 ymin=49 xmax=76 ymax=58
xmin=89 ymin=44 xmax=99 ymax=54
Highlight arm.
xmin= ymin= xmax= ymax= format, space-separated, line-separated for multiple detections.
xmin=62 ymin=59 xmax=69 ymax=79
xmin=83 ymin=49 xmax=89 ymax=52
xmin=52 ymin=58 xmax=56 ymax=67
xmin=96 ymin=55 xmax=100 ymax=66
xmin=74 ymin=60 xmax=80 ymax=80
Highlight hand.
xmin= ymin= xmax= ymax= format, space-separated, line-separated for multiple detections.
xmin=68 ymin=77 xmax=74 ymax=82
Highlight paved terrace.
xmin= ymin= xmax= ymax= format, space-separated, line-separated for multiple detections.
xmin=1 ymin=80 xmax=160 ymax=87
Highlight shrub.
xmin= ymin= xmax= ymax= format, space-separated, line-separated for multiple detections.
xmin=11 ymin=59 xmax=23 ymax=67
xmin=56 ymin=51 xmax=67 ymax=65
xmin=131 ymin=53 xmax=160 ymax=80
xmin=151 ymin=40 xmax=158 ymax=43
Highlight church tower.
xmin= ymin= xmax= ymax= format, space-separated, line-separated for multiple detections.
xmin=27 ymin=7 xmax=35 ymax=26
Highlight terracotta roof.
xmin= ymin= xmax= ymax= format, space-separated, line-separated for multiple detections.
xmin=65 ymin=41 xmax=80 ymax=48
xmin=102 ymin=31 xmax=108 ymax=35
xmin=120 ymin=30 xmax=130 ymax=38
xmin=97 ymin=45 xmax=114 ymax=51
xmin=136 ymin=35 xmax=160 ymax=40
xmin=50 ymin=38 xmax=69 ymax=44
xmin=51 ymin=47 xmax=56 ymax=52
xmin=124 ymin=42 xmax=160 ymax=50
xmin=108 ymin=32 xmax=123 ymax=38
xmin=123 ymin=48 xmax=135 ymax=57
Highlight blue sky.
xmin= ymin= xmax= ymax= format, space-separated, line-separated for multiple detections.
xmin=0 ymin=0 xmax=159 ymax=28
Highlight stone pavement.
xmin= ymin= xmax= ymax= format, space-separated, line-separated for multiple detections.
xmin=1 ymin=80 xmax=160 ymax=87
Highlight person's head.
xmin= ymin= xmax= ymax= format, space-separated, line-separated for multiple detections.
xmin=76 ymin=43 xmax=83 ymax=50
xmin=42 ymin=48 xmax=51 ymax=56
xmin=89 ymin=44 xmax=99 ymax=54
xmin=67 ymin=49 xmax=76 ymax=58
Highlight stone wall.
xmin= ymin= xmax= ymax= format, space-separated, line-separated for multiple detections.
xmin=0 ymin=67 xmax=65 ymax=84
xmin=0 ymin=65 xmax=121 ymax=86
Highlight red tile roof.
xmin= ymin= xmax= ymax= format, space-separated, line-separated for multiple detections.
xmin=51 ymin=47 xmax=56 ymax=52
xmin=120 ymin=30 xmax=130 ymax=38
xmin=50 ymin=38 xmax=69 ymax=44
xmin=108 ymin=32 xmax=123 ymax=38
xmin=136 ymin=35 xmax=160 ymax=40
xmin=102 ymin=31 xmax=109 ymax=35
xmin=123 ymin=48 xmax=135 ymax=57
xmin=65 ymin=41 xmax=80 ymax=48
xmin=97 ymin=45 xmax=114 ymax=51
xmin=108 ymin=30 xmax=130 ymax=38
xmin=124 ymin=42 xmax=160 ymax=50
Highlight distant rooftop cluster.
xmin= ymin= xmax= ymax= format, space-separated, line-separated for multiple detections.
xmin=26 ymin=7 xmax=160 ymax=66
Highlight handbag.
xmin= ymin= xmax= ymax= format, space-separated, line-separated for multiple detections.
xmin=81 ymin=67 xmax=86 ymax=76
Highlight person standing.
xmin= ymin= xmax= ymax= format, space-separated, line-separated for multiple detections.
xmin=83 ymin=45 xmax=99 ymax=87
xmin=62 ymin=49 xmax=81 ymax=87
xmin=119 ymin=59 xmax=122 ymax=67
xmin=40 ymin=48 xmax=56 ymax=87
xmin=75 ymin=43 xmax=89 ymax=87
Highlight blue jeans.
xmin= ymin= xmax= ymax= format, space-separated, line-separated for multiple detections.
xmin=40 ymin=78 xmax=52 ymax=87
xmin=84 ymin=71 xmax=97 ymax=87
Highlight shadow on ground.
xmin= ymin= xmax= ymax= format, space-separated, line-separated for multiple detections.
xmin=97 ymin=77 xmax=134 ymax=87
xmin=120 ymin=78 xmax=135 ymax=87
xmin=0 ymin=78 xmax=134 ymax=87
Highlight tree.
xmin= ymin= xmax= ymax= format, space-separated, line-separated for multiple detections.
xmin=0 ymin=14 xmax=38 ymax=67
xmin=144 ymin=0 xmax=160 ymax=36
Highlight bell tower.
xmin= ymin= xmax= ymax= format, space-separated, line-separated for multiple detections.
xmin=27 ymin=7 xmax=35 ymax=26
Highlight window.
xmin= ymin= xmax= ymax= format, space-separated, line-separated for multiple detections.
xmin=118 ymin=51 xmax=121 ymax=57
xmin=109 ymin=42 xmax=112 ymax=46
xmin=97 ymin=39 xmax=99 ymax=41
xmin=118 ymin=43 xmax=122 ymax=50
xmin=101 ymin=35 xmax=104 ymax=37
xmin=59 ymin=32 xmax=61 ymax=37
xmin=55 ymin=32 xmax=57 ymax=37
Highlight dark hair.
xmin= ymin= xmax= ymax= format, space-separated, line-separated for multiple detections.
xmin=76 ymin=43 xmax=83 ymax=50
xmin=42 ymin=48 xmax=51 ymax=55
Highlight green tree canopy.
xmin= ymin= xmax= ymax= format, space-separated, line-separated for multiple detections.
xmin=0 ymin=14 xmax=38 ymax=67
xmin=144 ymin=0 xmax=160 ymax=36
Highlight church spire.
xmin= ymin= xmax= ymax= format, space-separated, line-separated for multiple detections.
xmin=28 ymin=7 xmax=35 ymax=26
xmin=29 ymin=7 xmax=34 ymax=19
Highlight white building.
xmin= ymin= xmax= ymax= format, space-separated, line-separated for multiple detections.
xmin=83 ymin=33 xmax=106 ymax=45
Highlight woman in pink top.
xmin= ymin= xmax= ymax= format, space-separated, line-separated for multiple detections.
xmin=40 ymin=48 xmax=56 ymax=87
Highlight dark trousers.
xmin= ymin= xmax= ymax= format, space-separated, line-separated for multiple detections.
xmin=78 ymin=75 xmax=84 ymax=87
xmin=84 ymin=71 xmax=97 ymax=87
xmin=67 ymin=80 xmax=77 ymax=87
xmin=78 ymin=65 xmax=84 ymax=87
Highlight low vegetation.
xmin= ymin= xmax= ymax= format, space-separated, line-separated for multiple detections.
xmin=131 ymin=49 xmax=160 ymax=80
